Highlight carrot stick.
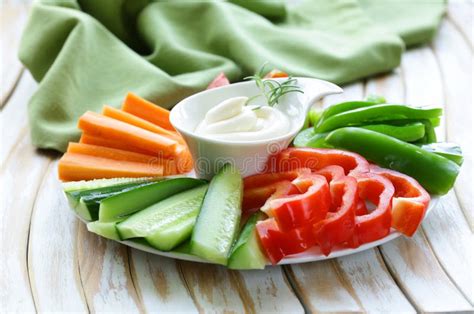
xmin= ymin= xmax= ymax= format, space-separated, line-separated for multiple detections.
xmin=174 ymin=144 xmax=194 ymax=173
xmin=78 ymin=111 xmax=178 ymax=158
xmin=67 ymin=142 xmax=178 ymax=175
xmin=79 ymin=133 xmax=155 ymax=156
xmin=58 ymin=153 xmax=164 ymax=181
xmin=122 ymin=92 xmax=174 ymax=131
xmin=102 ymin=105 xmax=184 ymax=143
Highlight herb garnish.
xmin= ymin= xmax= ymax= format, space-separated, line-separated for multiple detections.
xmin=244 ymin=63 xmax=304 ymax=109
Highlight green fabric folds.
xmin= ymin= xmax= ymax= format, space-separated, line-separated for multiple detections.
xmin=19 ymin=0 xmax=445 ymax=152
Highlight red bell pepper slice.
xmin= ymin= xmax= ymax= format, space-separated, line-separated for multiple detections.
xmin=314 ymin=165 xmax=346 ymax=182
xmin=351 ymin=172 xmax=395 ymax=245
xmin=256 ymin=218 xmax=314 ymax=264
xmin=206 ymin=72 xmax=230 ymax=89
xmin=244 ymin=168 xmax=311 ymax=190
xmin=268 ymin=148 xmax=370 ymax=175
xmin=313 ymin=175 xmax=358 ymax=256
xmin=314 ymin=165 xmax=346 ymax=212
xmin=242 ymin=180 xmax=298 ymax=219
xmin=355 ymin=200 xmax=369 ymax=216
xmin=370 ymin=165 xmax=430 ymax=236
xmin=261 ymin=174 xmax=331 ymax=230
xmin=264 ymin=69 xmax=289 ymax=78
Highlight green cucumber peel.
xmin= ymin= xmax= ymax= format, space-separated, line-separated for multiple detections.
xmin=228 ymin=212 xmax=268 ymax=269
xmin=99 ymin=178 xmax=207 ymax=222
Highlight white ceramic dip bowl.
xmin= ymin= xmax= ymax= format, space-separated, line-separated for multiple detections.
xmin=170 ymin=77 xmax=342 ymax=179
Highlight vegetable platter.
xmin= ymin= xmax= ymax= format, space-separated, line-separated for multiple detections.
xmin=58 ymin=68 xmax=462 ymax=270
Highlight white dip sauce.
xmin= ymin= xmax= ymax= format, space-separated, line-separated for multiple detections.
xmin=195 ymin=96 xmax=290 ymax=141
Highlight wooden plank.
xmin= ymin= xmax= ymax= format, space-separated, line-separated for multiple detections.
xmin=447 ymin=0 xmax=473 ymax=48
xmin=423 ymin=192 xmax=474 ymax=304
xmin=179 ymin=261 xmax=304 ymax=313
xmin=0 ymin=132 xmax=51 ymax=311
xmin=180 ymin=262 xmax=303 ymax=313
xmin=337 ymin=249 xmax=415 ymax=313
xmin=129 ymin=250 xmax=199 ymax=313
xmin=285 ymin=262 xmax=362 ymax=312
xmin=1 ymin=72 xmax=37 ymax=165
xmin=178 ymin=262 xmax=247 ymax=313
xmin=231 ymin=268 xmax=304 ymax=313
xmin=287 ymin=83 xmax=414 ymax=313
xmin=27 ymin=161 xmax=88 ymax=312
xmin=0 ymin=72 xmax=50 ymax=311
xmin=0 ymin=2 xmax=30 ymax=107
xmin=76 ymin=224 xmax=144 ymax=313
xmin=365 ymin=68 xmax=404 ymax=103
xmin=403 ymin=45 xmax=473 ymax=306
xmin=432 ymin=20 xmax=473 ymax=230
xmin=380 ymin=232 xmax=473 ymax=312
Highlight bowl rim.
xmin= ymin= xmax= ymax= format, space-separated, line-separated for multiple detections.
xmin=169 ymin=79 xmax=307 ymax=146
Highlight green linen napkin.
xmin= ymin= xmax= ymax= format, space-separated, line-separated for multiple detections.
xmin=18 ymin=0 xmax=445 ymax=152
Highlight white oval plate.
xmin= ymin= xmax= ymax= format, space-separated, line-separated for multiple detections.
xmin=75 ymin=195 xmax=439 ymax=266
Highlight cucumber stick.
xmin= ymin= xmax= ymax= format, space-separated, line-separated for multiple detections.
xmin=190 ymin=164 xmax=242 ymax=265
xmin=99 ymin=178 xmax=206 ymax=222
xmin=117 ymin=184 xmax=208 ymax=251
xmin=228 ymin=212 xmax=268 ymax=269
xmin=67 ymin=180 xmax=158 ymax=221
xmin=87 ymin=220 xmax=125 ymax=240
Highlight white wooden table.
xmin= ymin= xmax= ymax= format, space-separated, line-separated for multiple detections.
xmin=1 ymin=1 xmax=473 ymax=313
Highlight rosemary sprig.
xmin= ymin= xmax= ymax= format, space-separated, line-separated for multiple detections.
xmin=244 ymin=63 xmax=304 ymax=109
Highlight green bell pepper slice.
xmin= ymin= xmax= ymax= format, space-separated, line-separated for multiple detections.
xmin=325 ymin=127 xmax=460 ymax=195
xmin=360 ymin=122 xmax=426 ymax=142
xmin=316 ymin=101 xmax=381 ymax=127
xmin=316 ymin=104 xmax=443 ymax=133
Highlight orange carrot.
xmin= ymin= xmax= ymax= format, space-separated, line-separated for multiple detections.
xmin=79 ymin=133 xmax=156 ymax=156
xmin=67 ymin=142 xmax=178 ymax=175
xmin=78 ymin=111 xmax=178 ymax=158
xmin=58 ymin=153 xmax=163 ymax=181
xmin=68 ymin=142 xmax=160 ymax=163
xmin=174 ymin=144 xmax=194 ymax=173
xmin=122 ymin=92 xmax=174 ymax=131
xmin=102 ymin=105 xmax=184 ymax=143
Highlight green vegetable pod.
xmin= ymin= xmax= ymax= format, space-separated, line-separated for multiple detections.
xmin=360 ymin=122 xmax=426 ymax=142
xmin=317 ymin=100 xmax=382 ymax=127
xmin=325 ymin=127 xmax=460 ymax=195
xmin=316 ymin=104 xmax=442 ymax=133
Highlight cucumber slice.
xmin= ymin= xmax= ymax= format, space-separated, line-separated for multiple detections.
xmin=99 ymin=178 xmax=206 ymax=222
xmin=190 ymin=164 xmax=242 ymax=265
xmin=87 ymin=220 xmax=124 ymax=240
xmin=117 ymin=184 xmax=208 ymax=251
xmin=67 ymin=180 xmax=158 ymax=221
xmin=228 ymin=212 xmax=268 ymax=269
